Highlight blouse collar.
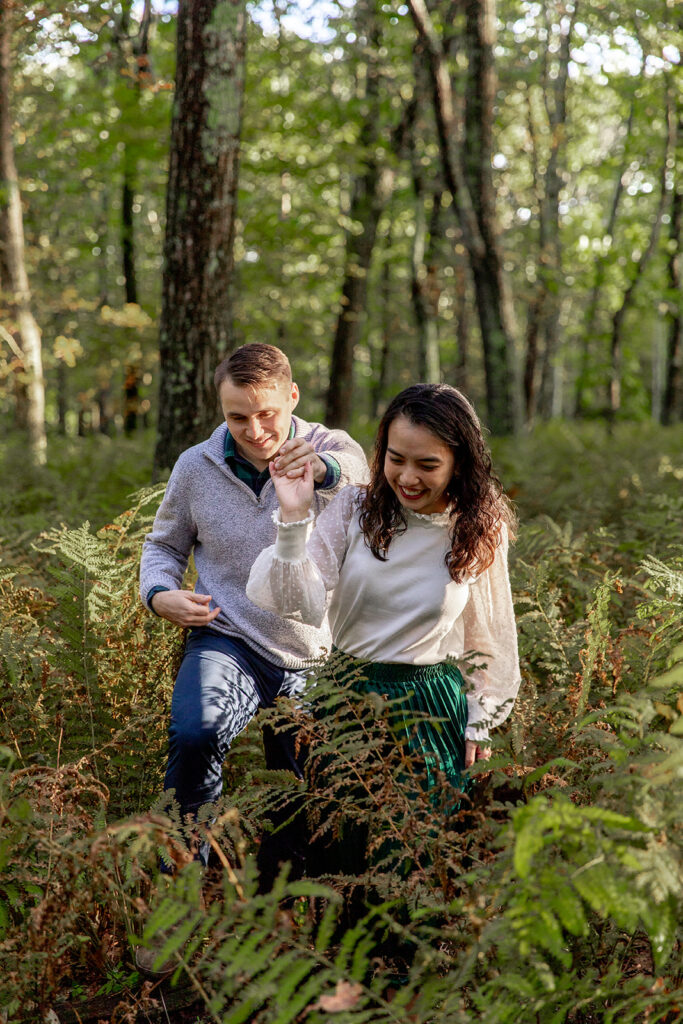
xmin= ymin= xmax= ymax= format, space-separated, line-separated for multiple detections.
xmin=405 ymin=507 xmax=452 ymax=527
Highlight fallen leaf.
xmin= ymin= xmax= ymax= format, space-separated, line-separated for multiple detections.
xmin=310 ymin=980 xmax=363 ymax=1012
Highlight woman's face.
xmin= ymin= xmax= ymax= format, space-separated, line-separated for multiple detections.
xmin=383 ymin=415 xmax=456 ymax=515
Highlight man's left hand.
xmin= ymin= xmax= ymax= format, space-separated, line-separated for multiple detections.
xmin=465 ymin=740 xmax=492 ymax=768
xmin=273 ymin=438 xmax=327 ymax=483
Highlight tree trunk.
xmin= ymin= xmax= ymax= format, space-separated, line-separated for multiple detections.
xmin=57 ymin=360 xmax=67 ymax=435
xmin=0 ymin=0 xmax=46 ymax=464
xmin=523 ymin=289 xmax=543 ymax=422
xmin=325 ymin=3 xmax=394 ymax=430
xmin=408 ymin=0 xmax=516 ymax=433
xmin=420 ymin=229 xmax=442 ymax=385
xmin=371 ymin=225 xmax=393 ymax=419
xmin=536 ymin=4 xmax=573 ymax=419
xmin=153 ymin=0 xmax=246 ymax=475
xmin=408 ymin=90 xmax=441 ymax=384
xmin=662 ymin=121 xmax=682 ymax=425
xmin=608 ymin=89 xmax=675 ymax=421
xmin=525 ymin=2 xmax=575 ymax=422
xmin=121 ymin=150 xmax=138 ymax=304
xmin=453 ymin=258 xmax=470 ymax=393
xmin=574 ymin=79 xmax=638 ymax=416
xmin=115 ymin=0 xmax=152 ymax=307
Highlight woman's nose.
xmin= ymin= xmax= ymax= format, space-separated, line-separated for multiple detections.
xmin=399 ymin=467 xmax=420 ymax=486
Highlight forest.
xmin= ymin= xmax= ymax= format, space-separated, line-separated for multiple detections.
xmin=0 ymin=0 xmax=681 ymax=1021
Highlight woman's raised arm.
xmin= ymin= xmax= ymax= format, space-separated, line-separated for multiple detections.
xmin=246 ymin=485 xmax=358 ymax=627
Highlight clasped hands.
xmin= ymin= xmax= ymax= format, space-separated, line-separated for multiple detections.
xmin=269 ymin=445 xmax=317 ymax=524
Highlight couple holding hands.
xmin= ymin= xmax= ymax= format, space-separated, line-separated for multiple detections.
xmin=140 ymin=342 xmax=520 ymax=889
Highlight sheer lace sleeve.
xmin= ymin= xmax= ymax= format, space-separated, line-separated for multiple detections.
xmin=460 ymin=523 xmax=521 ymax=742
xmin=246 ymin=486 xmax=359 ymax=628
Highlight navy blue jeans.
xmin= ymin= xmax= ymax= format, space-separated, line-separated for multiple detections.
xmin=164 ymin=628 xmax=308 ymax=884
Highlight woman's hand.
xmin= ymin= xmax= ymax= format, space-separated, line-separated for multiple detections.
xmin=270 ymin=458 xmax=314 ymax=523
xmin=464 ymin=740 xmax=492 ymax=768
xmin=273 ymin=438 xmax=327 ymax=483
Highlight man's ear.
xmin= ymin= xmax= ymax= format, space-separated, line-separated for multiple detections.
xmin=290 ymin=382 xmax=300 ymax=411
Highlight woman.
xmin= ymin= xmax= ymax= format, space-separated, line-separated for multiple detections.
xmin=247 ymin=383 xmax=521 ymax=793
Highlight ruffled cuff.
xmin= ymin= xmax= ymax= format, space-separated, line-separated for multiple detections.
xmin=272 ymin=509 xmax=314 ymax=561
xmin=465 ymin=694 xmax=492 ymax=743
xmin=465 ymin=723 xmax=490 ymax=743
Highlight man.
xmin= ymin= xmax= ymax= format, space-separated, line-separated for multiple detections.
xmin=139 ymin=343 xmax=368 ymax=891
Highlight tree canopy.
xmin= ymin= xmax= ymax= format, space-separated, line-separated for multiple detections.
xmin=0 ymin=0 xmax=679 ymax=455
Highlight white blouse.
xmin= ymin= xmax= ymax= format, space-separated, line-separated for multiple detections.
xmin=246 ymin=486 xmax=521 ymax=742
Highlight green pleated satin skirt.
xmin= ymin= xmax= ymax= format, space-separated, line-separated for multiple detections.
xmin=333 ymin=652 xmax=469 ymax=795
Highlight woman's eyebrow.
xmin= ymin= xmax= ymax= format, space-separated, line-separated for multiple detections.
xmin=387 ymin=446 xmax=441 ymax=463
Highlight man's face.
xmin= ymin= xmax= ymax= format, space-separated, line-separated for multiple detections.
xmin=219 ymin=377 xmax=299 ymax=470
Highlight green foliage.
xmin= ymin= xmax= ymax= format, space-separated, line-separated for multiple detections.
xmin=0 ymin=425 xmax=682 ymax=1020
xmin=4 ymin=0 xmax=679 ymax=440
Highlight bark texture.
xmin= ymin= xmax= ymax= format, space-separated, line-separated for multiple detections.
xmin=408 ymin=89 xmax=442 ymax=385
xmin=115 ymin=0 xmax=152 ymax=306
xmin=409 ymin=0 xmax=516 ymax=433
xmin=371 ymin=225 xmax=394 ymax=418
xmin=154 ymin=0 xmax=246 ymax=475
xmin=608 ymin=90 xmax=675 ymax=421
xmin=574 ymin=71 xmax=639 ymax=416
xmin=325 ymin=4 xmax=394 ymax=429
xmin=662 ymin=163 xmax=682 ymax=425
xmin=0 ymin=0 xmax=46 ymax=464
xmin=121 ymin=158 xmax=137 ymax=304
xmin=523 ymin=2 xmax=575 ymax=422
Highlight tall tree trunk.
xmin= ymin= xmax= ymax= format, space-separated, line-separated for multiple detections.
xmin=608 ymin=89 xmax=675 ymax=421
xmin=574 ymin=75 xmax=639 ymax=416
xmin=408 ymin=90 xmax=441 ymax=384
xmin=536 ymin=3 xmax=574 ymax=419
xmin=371 ymin=225 xmax=393 ymax=419
xmin=325 ymin=3 xmax=394 ymax=430
xmin=453 ymin=258 xmax=470 ymax=393
xmin=57 ymin=360 xmax=67 ymax=435
xmin=121 ymin=150 xmax=137 ymax=304
xmin=0 ymin=0 xmax=46 ymax=464
xmin=522 ymin=1 xmax=575 ymax=423
xmin=662 ymin=165 xmax=682 ymax=425
xmin=153 ymin=0 xmax=246 ymax=475
xmin=97 ymin=189 xmax=110 ymax=306
xmin=523 ymin=289 xmax=543 ymax=422
xmin=420 ymin=199 xmax=442 ymax=385
xmin=115 ymin=0 xmax=152 ymax=306
xmin=523 ymin=89 xmax=542 ymax=420
xmin=408 ymin=0 xmax=516 ymax=433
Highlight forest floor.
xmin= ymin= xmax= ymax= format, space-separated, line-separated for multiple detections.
xmin=0 ymin=419 xmax=681 ymax=1023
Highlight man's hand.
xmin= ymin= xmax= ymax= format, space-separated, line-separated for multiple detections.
xmin=150 ymin=590 xmax=221 ymax=628
xmin=270 ymin=459 xmax=314 ymax=523
xmin=465 ymin=740 xmax=492 ymax=769
xmin=272 ymin=438 xmax=327 ymax=483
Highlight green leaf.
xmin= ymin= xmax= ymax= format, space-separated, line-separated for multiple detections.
xmin=552 ymin=886 xmax=589 ymax=938
xmin=522 ymin=757 xmax=578 ymax=788
xmin=645 ymin=895 xmax=679 ymax=970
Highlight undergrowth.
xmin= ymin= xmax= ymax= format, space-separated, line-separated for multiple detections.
xmin=0 ymin=422 xmax=681 ymax=1022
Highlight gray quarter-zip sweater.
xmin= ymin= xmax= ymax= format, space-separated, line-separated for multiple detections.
xmin=139 ymin=417 xmax=368 ymax=669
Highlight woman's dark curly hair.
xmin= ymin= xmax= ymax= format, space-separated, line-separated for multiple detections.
xmin=358 ymin=383 xmax=516 ymax=581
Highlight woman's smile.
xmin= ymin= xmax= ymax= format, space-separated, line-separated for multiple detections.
xmin=384 ymin=416 xmax=456 ymax=516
